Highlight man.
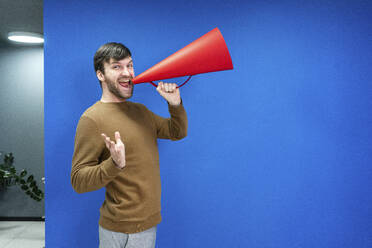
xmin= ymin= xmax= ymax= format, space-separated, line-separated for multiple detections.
xmin=71 ymin=42 xmax=187 ymax=248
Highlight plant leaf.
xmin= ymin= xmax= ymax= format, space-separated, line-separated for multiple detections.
xmin=20 ymin=170 xmax=27 ymax=178
xmin=32 ymin=187 xmax=38 ymax=194
xmin=27 ymin=175 xmax=34 ymax=183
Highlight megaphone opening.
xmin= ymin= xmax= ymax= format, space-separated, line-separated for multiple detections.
xmin=148 ymin=75 xmax=193 ymax=88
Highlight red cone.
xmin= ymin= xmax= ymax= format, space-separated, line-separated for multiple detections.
xmin=132 ymin=28 xmax=233 ymax=86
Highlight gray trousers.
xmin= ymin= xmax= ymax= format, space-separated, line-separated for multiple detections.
xmin=99 ymin=225 xmax=157 ymax=248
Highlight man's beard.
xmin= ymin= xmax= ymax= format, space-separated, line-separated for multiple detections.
xmin=107 ymin=79 xmax=134 ymax=100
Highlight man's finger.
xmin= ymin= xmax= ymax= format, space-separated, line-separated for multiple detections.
xmin=104 ymin=140 xmax=111 ymax=150
xmin=115 ymin=131 xmax=121 ymax=143
xmin=101 ymin=133 xmax=111 ymax=149
xmin=107 ymin=137 xmax=114 ymax=149
xmin=103 ymin=134 xmax=114 ymax=150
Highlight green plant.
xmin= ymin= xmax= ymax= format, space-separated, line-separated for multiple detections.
xmin=0 ymin=152 xmax=44 ymax=202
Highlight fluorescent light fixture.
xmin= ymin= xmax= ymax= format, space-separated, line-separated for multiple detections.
xmin=8 ymin=32 xmax=44 ymax=44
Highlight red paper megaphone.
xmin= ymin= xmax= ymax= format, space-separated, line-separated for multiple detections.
xmin=131 ymin=27 xmax=233 ymax=88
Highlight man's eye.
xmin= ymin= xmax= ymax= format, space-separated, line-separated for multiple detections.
xmin=128 ymin=64 xmax=133 ymax=68
xmin=113 ymin=65 xmax=120 ymax=69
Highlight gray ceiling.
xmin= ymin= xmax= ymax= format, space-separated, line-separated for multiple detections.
xmin=0 ymin=0 xmax=43 ymax=46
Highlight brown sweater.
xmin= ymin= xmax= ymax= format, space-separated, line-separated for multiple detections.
xmin=71 ymin=100 xmax=187 ymax=233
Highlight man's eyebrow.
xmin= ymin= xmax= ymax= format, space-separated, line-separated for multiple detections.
xmin=109 ymin=59 xmax=133 ymax=64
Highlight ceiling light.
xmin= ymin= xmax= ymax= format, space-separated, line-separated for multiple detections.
xmin=8 ymin=32 xmax=44 ymax=44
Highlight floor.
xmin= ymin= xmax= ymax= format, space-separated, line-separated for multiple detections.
xmin=0 ymin=221 xmax=45 ymax=248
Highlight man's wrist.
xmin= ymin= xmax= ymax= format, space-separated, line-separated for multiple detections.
xmin=112 ymin=158 xmax=125 ymax=169
xmin=115 ymin=164 xmax=125 ymax=169
xmin=168 ymin=99 xmax=182 ymax=106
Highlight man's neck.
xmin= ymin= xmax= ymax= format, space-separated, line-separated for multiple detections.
xmin=100 ymin=93 xmax=126 ymax=103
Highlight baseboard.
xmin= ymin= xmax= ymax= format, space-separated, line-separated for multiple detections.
xmin=0 ymin=216 xmax=45 ymax=221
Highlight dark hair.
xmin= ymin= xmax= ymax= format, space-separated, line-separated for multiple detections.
xmin=94 ymin=42 xmax=132 ymax=74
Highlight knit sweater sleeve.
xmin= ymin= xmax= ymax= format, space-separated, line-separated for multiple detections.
xmin=149 ymin=102 xmax=188 ymax=140
xmin=71 ymin=115 xmax=123 ymax=193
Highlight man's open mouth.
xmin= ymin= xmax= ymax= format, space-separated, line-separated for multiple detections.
xmin=118 ymin=80 xmax=132 ymax=88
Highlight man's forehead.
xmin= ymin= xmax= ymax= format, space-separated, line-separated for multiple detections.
xmin=108 ymin=57 xmax=132 ymax=64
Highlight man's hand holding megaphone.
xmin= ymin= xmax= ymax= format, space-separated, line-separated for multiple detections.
xmin=156 ymin=81 xmax=181 ymax=106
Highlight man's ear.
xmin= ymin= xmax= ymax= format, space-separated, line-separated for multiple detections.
xmin=96 ymin=70 xmax=104 ymax=82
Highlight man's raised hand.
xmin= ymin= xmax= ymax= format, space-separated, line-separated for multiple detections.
xmin=156 ymin=82 xmax=181 ymax=106
xmin=101 ymin=131 xmax=126 ymax=169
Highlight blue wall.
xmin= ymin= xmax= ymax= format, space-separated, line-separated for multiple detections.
xmin=45 ymin=0 xmax=372 ymax=247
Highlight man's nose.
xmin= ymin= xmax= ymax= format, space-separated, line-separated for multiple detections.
xmin=120 ymin=67 xmax=131 ymax=76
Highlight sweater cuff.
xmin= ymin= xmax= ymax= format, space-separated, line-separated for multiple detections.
xmin=101 ymin=157 xmax=124 ymax=177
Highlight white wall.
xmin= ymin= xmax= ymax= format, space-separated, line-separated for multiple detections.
xmin=0 ymin=45 xmax=44 ymax=217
